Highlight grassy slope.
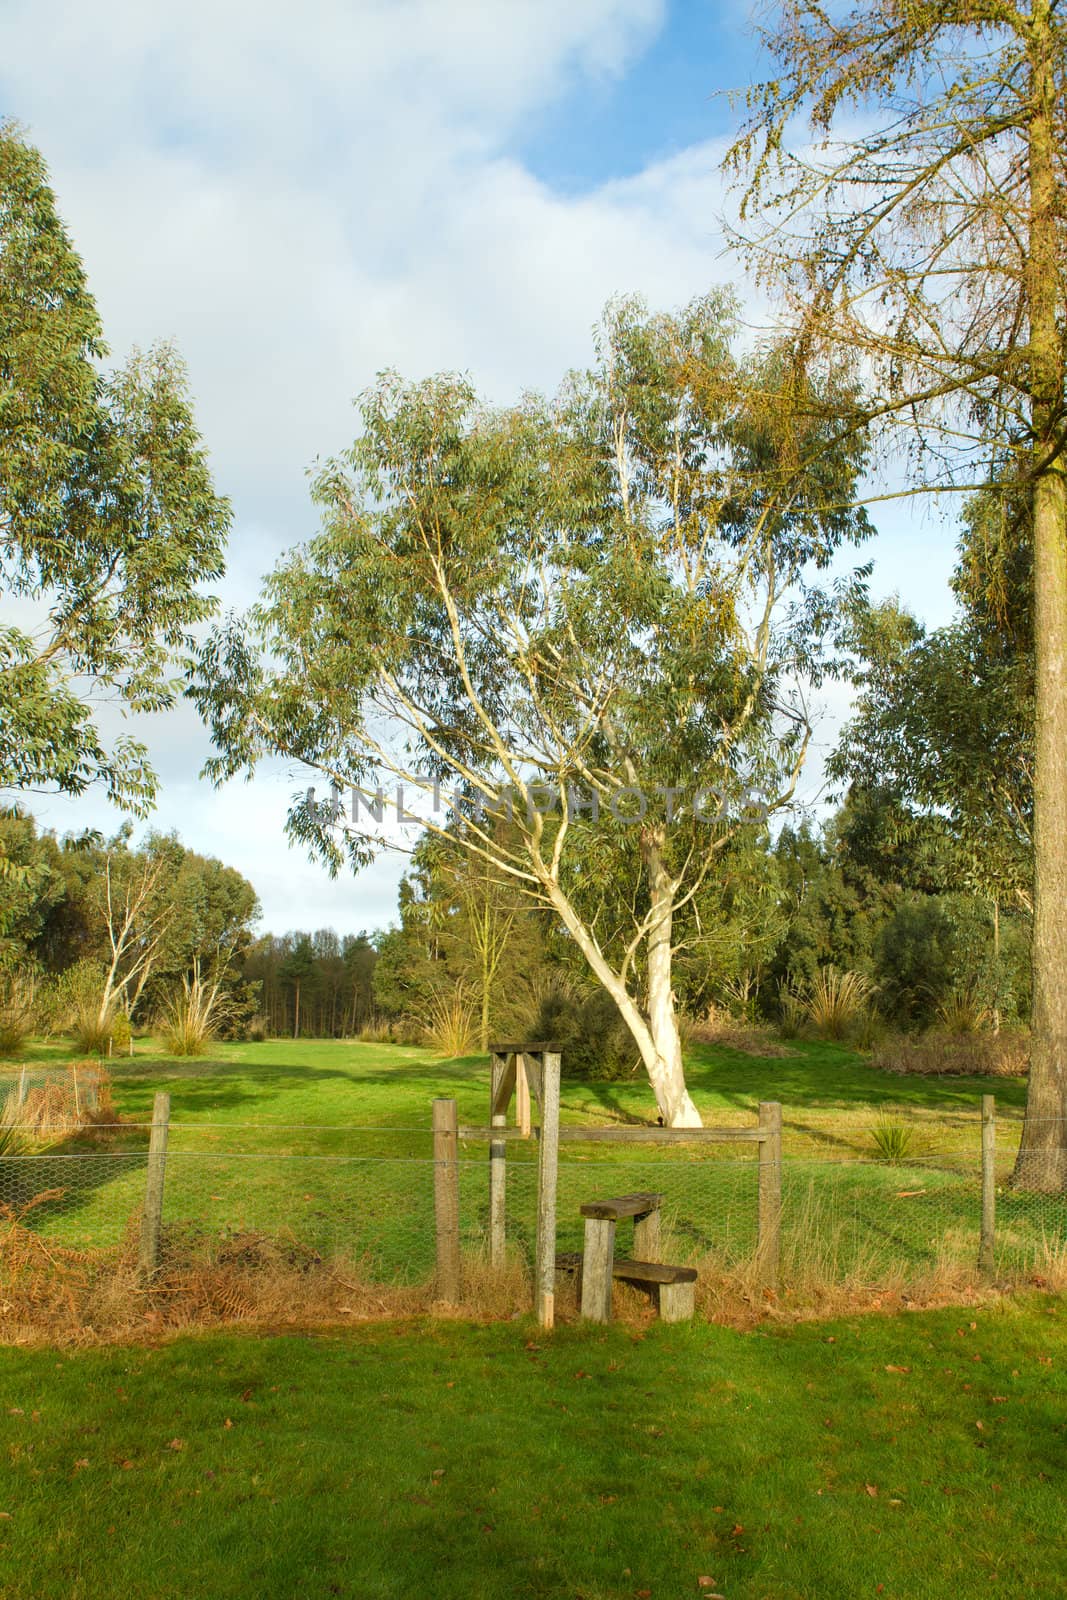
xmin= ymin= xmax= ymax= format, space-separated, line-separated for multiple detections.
xmin=1 ymin=1300 xmax=1065 ymax=1599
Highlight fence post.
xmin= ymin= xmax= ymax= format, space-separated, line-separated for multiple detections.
xmin=138 ymin=1091 xmax=170 ymax=1275
xmin=433 ymin=1097 xmax=461 ymax=1302
xmin=535 ymin=1051 xmax=561 ymax=1330
xmin=489 ymin=1055 xmax=508 ymax=1270
xmin=979 ymin=1093 xmax=996 ymax=1275
xmin=758 ymin=1100 xmax=782 ymax=1288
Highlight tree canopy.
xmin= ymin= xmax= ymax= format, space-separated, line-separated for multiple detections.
xmin=0 ymin=123 xmax=230 ymax=813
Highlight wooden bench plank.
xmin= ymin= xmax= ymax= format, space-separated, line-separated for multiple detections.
xmin=579 ymin=1192 xmax=663 ymax=1220
xmin=555 ymin=1252 xmax=697 ymax=1287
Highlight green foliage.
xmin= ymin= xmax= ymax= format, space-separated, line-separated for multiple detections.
xmin=869 ymin=1116 xmax=917 ymax=1162
xmin=531 ymin=983 xmax=638 ymax=1082
xmin=0 ymin=123 xmax=230 ymax=811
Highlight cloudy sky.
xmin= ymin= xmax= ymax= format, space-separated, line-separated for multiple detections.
xmin=0 ymin=0 xmax=960 ymax=937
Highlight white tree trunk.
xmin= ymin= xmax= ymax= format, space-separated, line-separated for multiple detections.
xmin=644 ymin=832 xmax=702 ymax=1127
xmin=541 ymin=844 xmax=702 ymax=1128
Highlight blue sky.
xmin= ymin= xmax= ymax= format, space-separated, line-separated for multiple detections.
xmin=519 ymin=0 xmax=751 ymax=188
xmin=0 ymin=0 xmax=960 ymax=936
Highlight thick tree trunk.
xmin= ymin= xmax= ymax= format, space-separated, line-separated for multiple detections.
xmin=1013 ymin=4 xmax=1067 ymax=1190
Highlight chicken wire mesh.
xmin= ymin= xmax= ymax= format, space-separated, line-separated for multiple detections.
xmin=1 ymin=1096 xmax=1065 ymax=1296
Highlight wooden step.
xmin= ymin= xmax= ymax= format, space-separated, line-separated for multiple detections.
xmin=579 ymin=1192 xmax=663 ymax=1221
xmin=556 ymin=1252 xmax=697 ymax=1286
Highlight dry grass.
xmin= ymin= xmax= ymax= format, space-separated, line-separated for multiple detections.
xmin=1 ymin=1063 xmax=116 ymax=1141
xmin=688 ymin=1004 xmax=798 ymax=1058
xmin=872 ymin=1028 xmax=1029 ymax=1078
xmin=0 ymin=1197 xmax=531 ymax=1346
xmin=423 ymin=991 xmax=477 ymax=1058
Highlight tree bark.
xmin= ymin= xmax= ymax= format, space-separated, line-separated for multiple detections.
xmin=1013 ymin=0 xmax=1067 ymax=1190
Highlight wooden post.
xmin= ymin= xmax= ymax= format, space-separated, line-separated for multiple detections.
xmin=979 ymin=1093 xmax=996 ymax=1275
xmin=16 ymin=1065 xmax=26 ymax=1108
xmin=489 ymin=1054 xmax=508 ymax=1269
xmin=633 ymin=1204 xmax=661 ymax=1263
xmin=516 ymin=1055 xmax=532 ymax=1139
xmin=758 ymin=1100 xmax=782 ymax=1287
xmin=433 ymin=1097 xmax=461 ymax=1302
xmin=580 ymin=1216 xmax=616 ymax=1322
xmin=535 ymin=1050 xmax=561 ymax=1329
xmin=138 ymin=1091 xmax=170 ymax=1275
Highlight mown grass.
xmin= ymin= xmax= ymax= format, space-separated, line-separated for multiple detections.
xmin=1 ymin=1300 xmax=1065 ymax=1599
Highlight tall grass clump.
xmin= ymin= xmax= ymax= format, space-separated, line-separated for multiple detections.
xmin=0 ymin=969 xmax=36 ymax=1057
xmin=423 ymin=992 xmax=477 ymax=1059
xmin=803 ymin=968 xmax=875 ymax=1041
xmin=159 ymin=971 xmax=227 ymax=1056
xmin=936 ymin=986 xmax=991 ymax=1034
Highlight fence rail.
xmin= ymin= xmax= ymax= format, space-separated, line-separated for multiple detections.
xmin=2 ymin=1073 xmax=1066 ymax=1330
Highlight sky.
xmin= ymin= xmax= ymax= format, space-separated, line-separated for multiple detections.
xmin=0 ymin=0 xmax=961 ymax=938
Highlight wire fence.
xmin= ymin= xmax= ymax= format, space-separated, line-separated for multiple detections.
xmin=2 ymin=1083 xmax=1066 ymax=1316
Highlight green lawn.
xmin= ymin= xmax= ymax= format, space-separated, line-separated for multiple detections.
xmin=1 ymin=1299 xmax=1065 ymax=1599
xmin=0 ymin=1037 xmax=1060 ymax=1288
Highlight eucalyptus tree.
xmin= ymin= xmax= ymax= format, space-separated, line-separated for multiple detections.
xmin=192 ymin=293 xmax=868 ymax=1124
xmin=728 ymin=0 xmax=1067 ymax=1180
xmin=0 ymin=123 xmax=229 ymax=813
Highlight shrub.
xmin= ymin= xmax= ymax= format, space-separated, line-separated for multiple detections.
xmin=869 ymin=1116 xmax=916 ymax=1162
xmin=247 ymin=1015 xmax=269 ymax=1043
xmin=777 ymin=985 xmax=806 ymax=1041
xmin=0 ymin=969 xmax=36 ymax=1057
xmin=803 ymin=968 xmax=875 ymax=1041
xmin=530 ymin=983 xmax=637 ymax=1081
xmin=423 ymin=992 xmax=477 ymax=1059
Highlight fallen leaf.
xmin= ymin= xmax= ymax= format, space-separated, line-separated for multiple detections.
xmin=74 ymin=1458 xmax=89 ymax=1470
xmin=224 ymin=1419 xmax=233 ymax=1430
xmin=167 ymin=1439 xmax=185 ymax=1452
xmin=885 ymin=1365 xmax=910 ymax=1374
xmin=731 ymin=1522 xmax=744 ymax=1536
xmin=864 ymin=1484 xmax=878 ymax=1497
xmin=975 ymin=1420 xmax=985 ymax=1431
xmin=0 ymin=1513 xmax=11 ymax=1520
xmin=121 ymin=1461 xmax=134 ymax=1470
xmin=8 ymin=1408 xmax=23 ymax=1416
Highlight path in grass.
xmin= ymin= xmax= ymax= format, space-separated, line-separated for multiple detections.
xmin=0 ymin=1039 xmax=1055 ymax=1283
xmin=1 ymin=1299 xmax=1065 ymax=1599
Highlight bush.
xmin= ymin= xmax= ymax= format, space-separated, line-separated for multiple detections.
xmin=530 ymin=983 xmax=638 ymax=1081
xmin=247 ymin=1015 xmax=269 ymax=1042
xmin=0 ymin=969 xmax=36 ymax=1057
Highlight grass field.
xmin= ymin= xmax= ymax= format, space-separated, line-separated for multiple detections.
xmin=1 ymin=1299 xmax=1065 ymax=1599
xmin=0 ymin=1037 xmax=1061 ymax=1297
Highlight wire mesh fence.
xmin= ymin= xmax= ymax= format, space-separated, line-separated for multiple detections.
xmin=1 ymin=1091 xmax=1066 ymax=1324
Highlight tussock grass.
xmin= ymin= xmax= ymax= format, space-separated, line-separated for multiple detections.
xmin=423 ymin=991 xmax=477 ymax=1058
xmin=0 ymin=970 xmax=36 ymax=1057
